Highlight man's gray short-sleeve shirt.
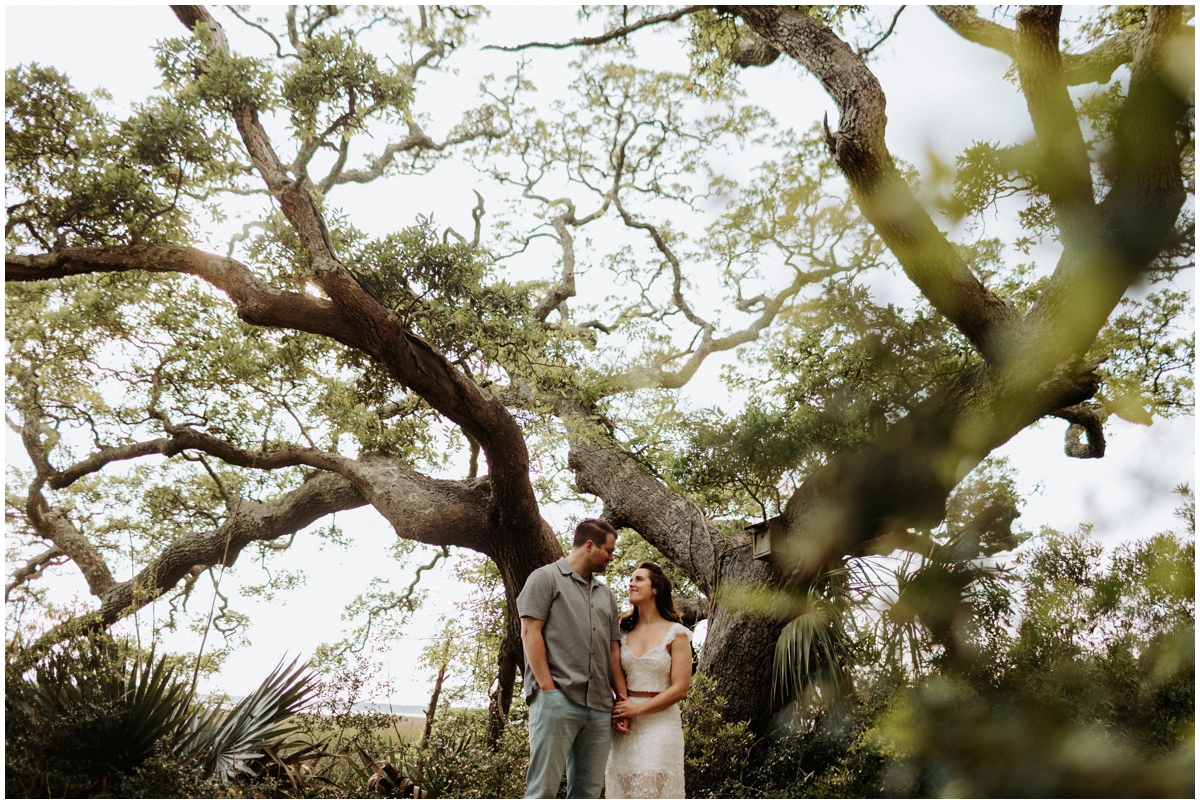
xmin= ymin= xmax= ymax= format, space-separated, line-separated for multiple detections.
xmin=517 ymin=557 xmax=621 ymax=711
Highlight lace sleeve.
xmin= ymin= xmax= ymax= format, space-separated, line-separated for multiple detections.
xmin=664 ymin=622 xmax=693 ymax=647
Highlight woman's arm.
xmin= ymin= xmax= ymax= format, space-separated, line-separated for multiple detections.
xmin=611 ymin=633 xmax=692 ymax=719
xmin=611 ymin=640 xmax=632 ymax=734
xmin=610 ymin=639 xmax=629 ymax=700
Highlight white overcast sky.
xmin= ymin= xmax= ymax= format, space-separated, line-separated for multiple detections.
xmin=5 ymin=5 xmax=1195 ymax=706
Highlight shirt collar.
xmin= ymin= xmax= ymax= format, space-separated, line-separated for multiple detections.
xmin=556 ymin=556 xmax=598 ymax=587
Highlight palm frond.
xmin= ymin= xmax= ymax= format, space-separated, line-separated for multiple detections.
xmin=771 ymin=588 xmax=852 ymax=707
xmin=23 ymin=640 xmax=192 ymax=776
xmin=176 ymin=657 xmax=318 ymax=782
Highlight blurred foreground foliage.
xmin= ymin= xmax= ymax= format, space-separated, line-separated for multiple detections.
xmin=700 ymin=489 xmax=1195 ymax=798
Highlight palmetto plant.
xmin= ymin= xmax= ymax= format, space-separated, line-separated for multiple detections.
xmin=771 ymin=577 xmax=854 ymax=708
xmin=175 ymin=657 xmax=318 ymax=781
xmin=886 ymin=531 xmax=1013 ymax=670
xmin=9 ymin=640 xmax=191 ymax=784
xmin=770 ymin=530 xmax=1013 ymax=709
xmin=6 ymin=637 xmax=317 ymax=795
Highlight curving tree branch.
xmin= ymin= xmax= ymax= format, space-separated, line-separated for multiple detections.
xmin=486 ymin=6 xmax=705 ymax=52
xmin=1013 ymin=6 xmax=1096 ymax=247
xmin=6 ymin=547 xmax=67 ymax=599
xmin=1053 ymin=402 xmax=1107 ymax=459
xmin=931 ymin=6 xmax=1144 ymax=86
xmin=533 ymin=212 xmax=580 ymax=323
xmin=170 ymin=6 xmax=549 ymax=542
xmin=12 ymin=398 xmax=119 ymax=598
xmin=929 ymin=6 xmax=1018 ymax=58
xmin=1014 ymin=5 xmax=1191 ymax=387
xmin=6 ymin=245 xmax=362 ymax=346
xmin=316 ymin=118 xmax=509 ymax=194
xmin=729 ymin=5 xmax=1021 ymax=365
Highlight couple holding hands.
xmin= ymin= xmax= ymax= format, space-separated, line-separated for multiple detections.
xmin=518 ymin=519 xmax=692 ymax=799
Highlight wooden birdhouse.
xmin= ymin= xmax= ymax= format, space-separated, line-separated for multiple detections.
xmin=746 ymin=515 xmax=786 ymax=560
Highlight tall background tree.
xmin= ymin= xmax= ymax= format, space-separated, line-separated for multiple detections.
xmin=6 ymin=3 xmax=1193 ymax=743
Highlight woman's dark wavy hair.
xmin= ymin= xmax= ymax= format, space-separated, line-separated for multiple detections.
xmin=620 ymin=561 xmax=683 ymax=632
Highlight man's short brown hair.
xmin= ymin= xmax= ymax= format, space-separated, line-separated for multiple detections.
xmin=573 ymin=518 xmax=617 ymax=548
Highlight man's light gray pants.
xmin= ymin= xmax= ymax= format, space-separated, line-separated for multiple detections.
xmin=525 ymin=690 xmax=612 ymax=798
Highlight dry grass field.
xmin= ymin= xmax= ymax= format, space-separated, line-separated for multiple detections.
xmin=285 ymin=712 xmax=427 ymax=750
xmin=391 ymin=715 xmax=426 ymax=743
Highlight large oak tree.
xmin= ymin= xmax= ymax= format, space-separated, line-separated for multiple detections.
xmin=6 ymin=5 xmax=1193 ymax=733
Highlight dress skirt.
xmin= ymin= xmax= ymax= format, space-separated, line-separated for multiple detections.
xmin=604 ymin=694 xmax=686 ymax=798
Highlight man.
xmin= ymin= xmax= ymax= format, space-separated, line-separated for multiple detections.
xmin=518 ymin=518 xmax=628 ymax=798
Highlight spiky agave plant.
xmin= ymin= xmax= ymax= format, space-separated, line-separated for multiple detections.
xmin=6 ymin=639 xmax=319 ymax=795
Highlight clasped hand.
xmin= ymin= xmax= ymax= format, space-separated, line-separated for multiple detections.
xmin=612 ymin=699 xmax=644 ymax=719
xmin=611 ymin=696 xmax=643 ymax=733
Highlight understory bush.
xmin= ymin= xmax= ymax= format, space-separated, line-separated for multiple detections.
xmin=681 ymin=673 xmax=756 ymax=797
xmin=5 ymin=636 xmax=317 ymax=798
xmin=411 ymin=707 xmax=530 ymax=798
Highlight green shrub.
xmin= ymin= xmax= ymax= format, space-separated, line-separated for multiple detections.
xmin=411 ymin=706 xmax=530 ymax=799
xmin=5 ymin=637 xmax=192 ymax=797
xmin=116 ymin=742 xmax=228 ymax=799
xmin=5 ymin=636 xmax=318 ymax=798
xmin=743 ymin=680 xmax=895 ymax=798
xmin=873 ymin=674 xmax=1194 ymax=797
xmin=681 ymin=673 xmax=757 ymax=797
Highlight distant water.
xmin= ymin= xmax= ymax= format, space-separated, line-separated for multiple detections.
xmin=354 ymin=702 xmax=427 ymax=716
xmin=214 ymin=696 xmax=426 ymax=717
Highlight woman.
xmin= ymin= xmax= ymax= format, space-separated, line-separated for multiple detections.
xmin=605 ymin=561 xmax=692 ymax=798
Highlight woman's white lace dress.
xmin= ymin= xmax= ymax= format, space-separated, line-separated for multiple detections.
xmin=605 ymin=622 xmax=692 ymax=799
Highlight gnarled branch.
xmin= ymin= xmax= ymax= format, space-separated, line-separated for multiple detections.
xmin=93 ymin=471 xmax=365 ymax=623
xmin=931 ymin=6 xmax=1143 ymax=86
xmin=1014 ymin=6 xmax=1096 ymax=245
xmin=6 ymin=245 xmax=363 ymax=346
xmin=486 ymin=6 xmax=705 ymax=52
xmin=730 ymin=5 xmax=1021 ymax=364
xmin=6 ymin=547 xmax=66 ymax=599
xmin=1053 ymin=402 xmax=1107 ymax=459
xmin=317 ymin=119 xmax=508 ymax=193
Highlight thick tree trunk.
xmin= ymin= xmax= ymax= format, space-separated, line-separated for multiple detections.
xmin=696 ymin=554 xmax=789 ymax=732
